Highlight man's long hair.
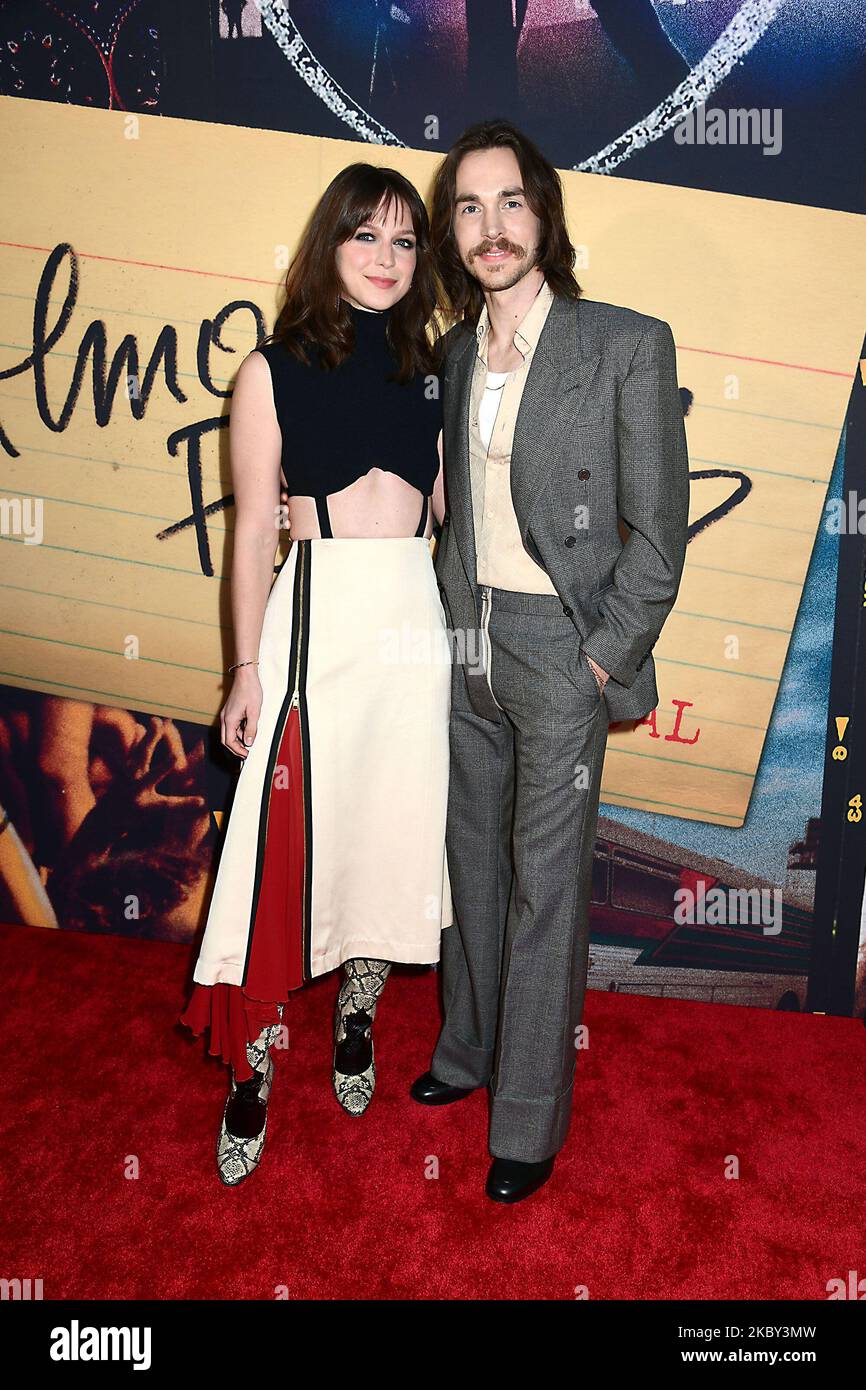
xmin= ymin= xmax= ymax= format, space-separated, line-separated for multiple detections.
xmin=266 ymin=162 xmax=442 ymax=382
xmin=430 ymin=118 xmax=582 ymax=326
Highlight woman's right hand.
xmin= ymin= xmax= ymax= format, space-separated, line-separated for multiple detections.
xmin=221 ymin=668 xmax=263 ymax=760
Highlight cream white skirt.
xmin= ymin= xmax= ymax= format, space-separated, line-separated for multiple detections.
xmin=191 ymin=536 xmax=454 ymax=991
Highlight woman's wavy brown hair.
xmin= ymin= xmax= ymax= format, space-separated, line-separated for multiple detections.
xmin=430 ymin=118 xmax=581 ymax=326
xmin=264 ymin=162 xmax=442 ymax=383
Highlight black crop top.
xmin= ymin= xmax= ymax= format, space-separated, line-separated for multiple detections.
xmin=255 ymin=301 xmax=442 ymax=513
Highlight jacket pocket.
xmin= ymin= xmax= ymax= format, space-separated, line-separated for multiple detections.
xmin=591 ymin=581 xmax=615 ymax=603
xmin=572 ymin=645 xmax=605 ymax=702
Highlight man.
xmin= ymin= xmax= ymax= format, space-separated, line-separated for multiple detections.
xmin=411 ymin=119 xmax=690 ymax=1203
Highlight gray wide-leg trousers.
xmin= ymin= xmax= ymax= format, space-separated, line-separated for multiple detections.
xmin=431 ymin=586 xmax=611 ymax=1163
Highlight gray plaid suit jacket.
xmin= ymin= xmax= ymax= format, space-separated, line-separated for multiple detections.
xmin=434 ymin=293 xmax=690 ymax=724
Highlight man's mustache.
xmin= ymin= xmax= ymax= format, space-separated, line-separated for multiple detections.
xmin=470 ymin=240 xmax=526 ymax=259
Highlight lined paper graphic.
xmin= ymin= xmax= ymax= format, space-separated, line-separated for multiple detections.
xmin=1 ymin=98 xmax=864 ymax=824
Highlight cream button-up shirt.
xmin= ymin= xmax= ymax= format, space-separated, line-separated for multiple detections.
xmin=469 ymin=277 xmax=558 ymax=594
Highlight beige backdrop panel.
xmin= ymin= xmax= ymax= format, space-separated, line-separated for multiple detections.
xmin=1 ymin=96 xmax=864 ymax=825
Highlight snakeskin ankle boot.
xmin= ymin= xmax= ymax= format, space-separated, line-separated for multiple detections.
xmin=332 ymin=958 xmax=391 ymax=1116
xmin=216 ymin=1009 xmax=282 ymax=1186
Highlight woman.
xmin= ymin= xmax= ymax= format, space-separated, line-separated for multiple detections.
xmin=178 ymin=163 xmax=453 ymax=1185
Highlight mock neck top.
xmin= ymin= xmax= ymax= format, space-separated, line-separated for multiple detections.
xmin=254 ymin=302 xmax=441 ymax=501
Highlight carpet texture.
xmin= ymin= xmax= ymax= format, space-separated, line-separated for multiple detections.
xmin=2 ymin=922 xmax=865 ymax=1301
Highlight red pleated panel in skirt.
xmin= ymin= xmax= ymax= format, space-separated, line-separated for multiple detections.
xmin=178 ymin=699 xmax=305 ymax=1083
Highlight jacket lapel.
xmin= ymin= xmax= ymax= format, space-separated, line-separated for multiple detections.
xmin=444 ymin=330 xmax=479 ymax=600
xmin=510 ymin=299 xmax=601 ymax=548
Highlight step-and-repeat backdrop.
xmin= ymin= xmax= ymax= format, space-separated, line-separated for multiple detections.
xmin=1 ymin=0 xmax=864 ymax=1015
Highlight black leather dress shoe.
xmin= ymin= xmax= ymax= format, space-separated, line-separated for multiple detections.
xmin=409 ymin=1070 xmax=477 ymax=1105
xmin=485 ymin=1155 xmax=555 ymax=1203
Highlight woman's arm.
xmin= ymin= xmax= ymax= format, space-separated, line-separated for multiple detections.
xmin=221 ymin=350 xmax=284 ymax=759
xmin=0 ymin=804 xmax=60 ymax=927
xmin=35 ymin=698 xmax=97 ymax=852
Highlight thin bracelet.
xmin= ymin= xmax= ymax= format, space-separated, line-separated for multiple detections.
xmin=229 ymin=659 xmax=259 ymax=673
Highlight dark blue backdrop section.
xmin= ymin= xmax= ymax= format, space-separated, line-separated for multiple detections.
xmin=0 ymin=0 xmax=862 ymax=211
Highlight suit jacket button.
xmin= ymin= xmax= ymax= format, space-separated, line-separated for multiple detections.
xmin=562 ymin=604 xmax=573 ymax=617
xmin=564 ymin=535 xmax=576 ymax=547
xmin=578 ymin=468 xmax=590 ymax=480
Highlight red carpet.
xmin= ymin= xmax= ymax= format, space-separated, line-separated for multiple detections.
xmin=2 ymin=921 xmax=865 ymax=1301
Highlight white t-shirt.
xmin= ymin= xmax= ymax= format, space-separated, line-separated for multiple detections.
xmin=478 ymin=370 xmax=510 ymax=451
